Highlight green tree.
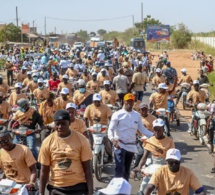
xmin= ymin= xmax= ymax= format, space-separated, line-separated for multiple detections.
xmin=89 ymin=32 xmax=96 ymax=37
xmin=171 ymin=23 xmax=192 ymax=49
xmin=97 ymin=29 xmax=107 ymax=36
xmin=0 ymin=23 xmax=27 ymax=42
xmin=76 ymin=30 xmax=89 ymax=42
xmin=135 ymin=15 xmax=162 ymax=31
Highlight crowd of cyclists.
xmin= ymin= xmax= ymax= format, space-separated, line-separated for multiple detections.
xmin=0 ymin=43 xmax=214 ymax=195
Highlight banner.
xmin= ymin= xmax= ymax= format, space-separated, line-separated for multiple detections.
xmin=146 ymin=25 xmax=170 ymax=42
xmin=21 ymin=24 xmax=30 ymax=34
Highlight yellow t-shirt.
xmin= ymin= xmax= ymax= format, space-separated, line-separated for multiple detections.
xmin=144 ymin=136 xmax=175 ymax=158
xmin=149 ymin=91 xmax=169 ymax=110
xmin=17 ymin=73 xmax=27 ymax=82
xmin=0 ymin=83 xmax=9 ymax=96
xmin=86 ymin=80 xmax=100 ymax=92
xmin=97 ymin=75 xmax=111 ymax=86
xmin=66 ymin=69 xmax=78 ymax=77
xmin=99 ymin=90 xmax=119 ymax=106
xmin=80 ymin=74 xmax=92 ymax=83
xmin=8 ymin=92 xmax=27 ymax=106
xmin=57 ymin=82 xmax=73 ymax=96
xmin=187 ymin=90 xmax=207 ymax=104
xmin=133 ymin=100 xmax=142 ymax=112
xmin=0 ymin=144 xmax=36 ymax=184
xmin=38 ymin=131 xmax=92 ymax=187
xmin=180 ymin=74 xmax=192 ymax=83
xmin=33 ymin=87 xmax=50 ymax=102
xmin=70 ymin=118 xmax=87 ymax=134
xmin=0 ymin=101 xmax=11 ymax=119
xmin=27 ymin=81 xmax=38 ymax=94
xmin=149 ymin=165 xmax=202 ymax=195
xmin=84 ymin=103 xmax=112 ymax=126
xmin=73 ymin=90 xmax=92 ymax=106
xmin=54 ymin=97 xmax=73 ymax=110
xmin=132 ymin=72 xmax=147 ymax=91
xmin=22 ymin=78 xmax=32 ymax=87
xmin=166 ymin=83 xmax=176 ymax=96
xmin=141 ymin=114 xmax=157 ymax=132
xmin=152 ymin=75 xmax=165 ymax=88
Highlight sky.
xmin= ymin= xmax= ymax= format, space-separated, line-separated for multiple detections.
xmin=1 ymin=0 xmax=215 ymax=35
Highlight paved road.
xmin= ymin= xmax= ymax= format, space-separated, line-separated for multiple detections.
xmin=94 ymin=90 xmax=215 ymax=195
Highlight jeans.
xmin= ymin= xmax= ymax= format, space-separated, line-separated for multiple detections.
xmin=43 ymin=71 xmax=50 ymax=80
xmin=7 ymin=70 xmax=13 ymax=86
xmin=13 ymin=134 xmax=38 ymax=160
xmin=114 ymin=148 xmax=134 ymax=181
xmin=137 ymin=91 xmax=144 ymax=101
xmin=133 ymin=140 xmax=144 ymax=168
xmin=117 ymin=93 xmax=126 ymax=106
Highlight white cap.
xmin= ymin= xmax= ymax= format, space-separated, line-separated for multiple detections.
xmin=153 ymin=118 xmax=165 ymax=127
xmin=98 ymin=178 xmax=132 ymax=195
xmin=60 ymin=87 xmax=69 ymax=94
xmin=160 ymin=54 xmax=164 ymax=58
xmin=101 ymin=68 xmax=106 ymax=72
xmin=38 ymin=78 xmax=44 ymax=83
xmin=93 ymin=93 xmax=102 ymax=101
xmin=103 ymin=80 xmax=110 ymax=85
xmin=14 ymin=83 xmax=22 ymax=88
xmin=165 ymin=148 xmax=181 ymax=161
xmin=78 ymin=79 xmax=86 ymax=86
xmin=209 ymin=54 xmax=212 ymax=57
xmin=0 ymin=75 xmax=2 ymax=78
xmin=139 ymin=61 xmax=143 ymax=65
xmin=105 ymin=62 xmax=110 ymax=67
xmin=22 ymin=66 xmax=27 ymax=70
xmin=68 ymin=63 xmax=74 ymax=67
xmin=27 ymin=71 xmax=32 ymax=75
xmin=156 ymin=68 xmax=162 ymax=73
xmin=181 ymin=68 xmax=186 ymax=73
xmin=7 ymin=58 xmax=11 ymax=62
xmin=98 ymin=50 xmax=102 ymax=53
xmin=92 ymin=72 xmax=97 ymax=76
xmin=62 ymin=74 xmax=69 ymax=79
xmin=66 ymin=103 xmax=76 ymax=110
xmin=193 ymin=80 xmax=200 ymax=85
xmin=32 ymin=73 xmax=38 ymax=77
xmin=158 ymin=83 xmax=168 ymax=89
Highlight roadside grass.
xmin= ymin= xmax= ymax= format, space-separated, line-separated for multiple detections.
xmin=0 ymin=59 xmax=5 ymax=70
xmin=208 ymin=72 xmax=215 ymax=101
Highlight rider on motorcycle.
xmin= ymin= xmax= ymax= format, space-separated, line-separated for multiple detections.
xmin=135 ymin=119 xmax=175 ymax=193
xmin=54 ymin=88 xmax=73 ymax=109
xmin=33 ymin=78 xmax=50 ymax=102
xmin=0 ymin=75 xmax=10 ymax=97
xmin=8 ymin=98 xmax=44 ymax=159
xmin=0 ymin=92 xmax=12 ymax=119
xmin=152 ymin=68 xmax=165 ymax=89
xmin=0 ymin=127 xmax=37 ymax=191
xmin=57 ymin=74 xmax=74 ymax=97
xmin=86 ymin=72 xmax=100 ymax=93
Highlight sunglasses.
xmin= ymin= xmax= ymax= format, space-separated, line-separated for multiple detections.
xmin=168 ymin=161 xmax=180 ymax=166
xmin=0 ymin=139 xmax=9 ymax=145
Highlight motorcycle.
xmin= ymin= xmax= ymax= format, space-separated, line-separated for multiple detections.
xmin=178 ymin=82 xmax=190 ymax=110
xmin=190 ymin=103 xmax=211 ymax=145
xmin=106 ymin=104 xmax=119 ymax=114
xmin=155 ymin=108 xmax=169 ymax=135
xmin=149 ymin=64 xmax=156 ymax=81
xmin=89 ymin=124 xmax=109 ymax=181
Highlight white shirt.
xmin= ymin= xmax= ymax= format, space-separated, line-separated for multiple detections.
xmin=108 ymin=109 xmax=153 ymax=153
xmin=97 ymin=53 xmax=105 ymax=61
xmin=59 ymin=60 xmax=68 ymax=69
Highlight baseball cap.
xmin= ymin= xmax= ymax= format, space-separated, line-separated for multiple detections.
xmin=93 ymin=93 xmax=102 ymax=101
xmin=78 ymin=79 xmax=86 ymax=86
xmin=193 ymin=80 xmax=200 ymax=85
xmin=62 ymin=74 xmax=69 ymax=79
xmin=139 ymin=103 xmax=148 ymax=109
xmin=166 ymin=61 xmax=171 ymax=65
xmin=66 ymin=103 xmax=76 ymax=110
xmin=101 ymin=68 xmax=106 ymax=72
xmin=165 ymin=148 xmax=181 ymax=161
xmin=0 ymin=75 xmax=2 ymax=79
xmin=103 ymin=80 xmax=110 ymax=85
xmin=38 ymin=78 xmax=44 ymax=83
xmin=60 ymin=87 xmax=69 ymax=94
xmin=105 ymin=62 xmax=110 ymax=67
xmin=181 ymin=68 xmax=186 ymax=73
xmin=156 ymin=68 xmax=162 ymax=73
xmin=98 ymin=178 xmax=131 ymax=195
xmin=14 ymin=83 xmax=22 ymax=88
xmin=32 ymin=73 xmax=38 ymax=77
xmin=21 ymin=66 xmax=27 ymax=70
xmin=17 ymin=98 xmax=28 ymax=108
xmin=124 ymin=93 xmax=135 ymax=101
xmin=68 ymin=63 xmax=74 ymax=67
xmin=92 ymin=72 xmax=97 ymax=76
xmin=27 ymin=71 xmax=32 ymax=75
xmin=158 ymin=83 xmax=168 ymax=89
xmin=53 ymin=110 xmax=70 ymax=121
xmin=153 ymin=118 xmax=165 ymax=127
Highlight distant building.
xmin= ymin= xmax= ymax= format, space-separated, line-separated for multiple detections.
xmin=30 ymin=27 xmax=37 ymax=34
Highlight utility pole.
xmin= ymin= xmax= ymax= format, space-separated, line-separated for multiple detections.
xmin=141 ymin=2 xmax=143 ymax=30
xmin=16 ymin=6 xmax=18 ymax=27
xmin=44 ymin=17 xmax=46 ymax=38
xmin=132 ymin=15 xmax=135 ymax=36
xmin=54 ymin=26 xmax=56 ymax=34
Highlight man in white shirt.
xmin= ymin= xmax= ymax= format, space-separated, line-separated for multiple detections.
xmin=108 ymin=93 xmax=153 ymax=181
xmin=97 ymin=50 xmax=105 ymax=61
xmin=113 ymin=68 xmax=129 ymax=106
xmin=59 ymin=56 xmax=68 ymax=74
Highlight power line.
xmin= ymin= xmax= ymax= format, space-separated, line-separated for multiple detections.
xmin=46 ymin=15 xmax=133 ymax=22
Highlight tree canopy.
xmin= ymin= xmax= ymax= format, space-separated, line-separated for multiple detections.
xmin=97 ymin=29 xmax=107 ymax=36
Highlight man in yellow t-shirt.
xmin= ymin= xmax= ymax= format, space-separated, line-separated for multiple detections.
xmin=26 ymin=72 xmax=39 ymax=95
xmin=135 ymin=119 xmax=175 ymax=193
xmin=97 ymin=68 xmax=111 ymax=87
xmin=152 ymin=68 xmax=165 ymax=88
xmin=22 ymin=71 xmax=33 ymax=87
xmin=99 ymin=80 xmax=120 ymax=106
xmin=38 ymin=110 xmax=93 ymax=195
xmin=57 ymin=74 xmax=74 ymax=97
xmin=144 ymin=148 xmax=204 ymax=195
xmin=54 ymin=88 xmax=73 ymax=109
xmin=33 ymin=78 xmax=50 ymax=102
xmin=130 ymin=65 xmax=147 ymax=101
xmin=0 ymin=128 xmax=37 ymax=190
xmin=16 ymin=66 xmax=27 ymax=82
xmin=0 ymin=75 xmax=10 ymax=97
xmin=66 ymin=64 xmax=78 ymax=78
xmin=86 ymin=72 xmax=100 ymax=93
xmin=0 ymin=92 xmax=11 ymax=119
